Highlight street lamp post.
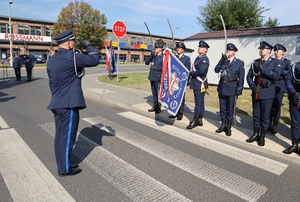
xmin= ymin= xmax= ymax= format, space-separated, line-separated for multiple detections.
xmin=9 ymin=0 xmax=13 ymax=67
xmin=49 ymin=27 xmax=53 ymax=57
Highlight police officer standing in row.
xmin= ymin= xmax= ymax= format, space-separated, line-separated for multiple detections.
xmin=23 ymin=52 xmax=35 ymax=82
xmin=12 ymin=52 xmax=22 ymax=81
xmin=145 ymin=39 xmax=165 ymax=114
xmin=214 ymin=43 xmax=245 ymax=136
xmin=283 ymin=61 xmax=300 ymax=154
xmin=169 ymin=42 xmax=191 ymax=120
xmin=269 ymin=44 xmax=291 ymax=134
xmin=246 ymin=41 xmax=282 ymax=146
xmin=47 ymin=29 xmax=99 ymax=176
xmin=187 ymin=40 xmax=210 ymax=129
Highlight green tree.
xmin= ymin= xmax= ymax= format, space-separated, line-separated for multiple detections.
xmin=52 ymin=0 xmax=107 ymax=50
xmin=263 ymin=17 xmax=279 ymax=27
xmin=197 ymin=0 xmax=278 ymax=31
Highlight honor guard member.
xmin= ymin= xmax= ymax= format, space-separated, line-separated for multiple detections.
xmin=246 ymin=41 xmax=281 ymax=146
xmin=169 ymin=42 xmax=191 ymax=120
xmin=214 ymin=43 xmax=245 ymax=136
xmin=23 ymin=53 xmax=35 ymax=81
xmin=47 ymin=29 xmax=99 ymax=176
xmin=283 ymin=61 xmax=300 ymax=154
xmin=145 ymin=39 xmax=165 ymax=114
xmin=12 ymin=52 xmax=22 ymax=81
xmin=187 ymin=40 xmax=210 ymax=129
xmin=269 ymin=44 xmax=291 ymax=134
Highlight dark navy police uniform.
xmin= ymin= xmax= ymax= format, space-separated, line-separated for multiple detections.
xmin=283 ymin=62 xmax=300 ymax=154
xmin=145 ymin=42 xmax=164 ymax=114
xmin=187 ymin=40 xmax=210 ymax=129
xmin=269 ymin=44 xmax=290 ymax=134
xmin=214 ymin=43 xmax=245 ymax=136
xmin=12 ymin=52 xmax=22 ymax=81
xmin=246 ymin=41 xmax=281 ymax=146
xmin=24 ymin=54 xmax=35 ymax=81
xmin=47 ymin=29 xmax=99 ymax=175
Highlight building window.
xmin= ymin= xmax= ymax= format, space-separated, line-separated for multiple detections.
xmin=0 ymin=23 xmax=13 ymax=33
xmin=18 ymin=24 xmax=30 ymax=35
xmin=46 ymin=27 xmax=52 ymax=36
xmin=30 ymin=26 xmax=42 ymax=36
xmin=131 ymin=54 xmax=140 ymax=63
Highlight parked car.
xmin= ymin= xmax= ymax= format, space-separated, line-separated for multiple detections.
xmin=99 ymin=55 xmax=106 ymax=64
xmin=19 ymin=54 xmax=47 ymax=64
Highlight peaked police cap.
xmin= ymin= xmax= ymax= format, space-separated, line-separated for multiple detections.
xmin=227 ymin=43 xmax=238 ymax=51
xmin=176 ymin=42 xmax=186 ymax=49
xmin=273 ymin=44 xmax=287 ymax=52
xmin=258 ymin=41 xmax=273 ymax=50
xmin=54 ymin=29 xmax=76 ymax=45
xmin=198 ymin=40 xmax=209 ymax=48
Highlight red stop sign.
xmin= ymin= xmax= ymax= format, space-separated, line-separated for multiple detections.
xmin=113 ymin=20 xmax=127 ymax=38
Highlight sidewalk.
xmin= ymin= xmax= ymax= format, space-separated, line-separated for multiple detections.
xmin=82 ymin=73 xmax=300 ymax=164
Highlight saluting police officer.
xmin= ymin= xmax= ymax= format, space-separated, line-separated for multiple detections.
xmin=24 ymin=53 xmax=35 ymax=81
xmin=169 ymin=42 xmax=191 ymax=120
xmin=214 ymin=43 xmax=245 ymax=136
xmin=246 ymin=41 xmax=282 ymax=146
xmin=145 ymin=39 xmax=165 ymax=114
xmin=284 ymin=61 xmax=300 ymax=154
xmin=187 ymin=40 xmax=210 ymax=129
xmin=47 ymin=29 xmax=99 ymax=176
xmin=269 ymin=44 xmax=291 ymax=134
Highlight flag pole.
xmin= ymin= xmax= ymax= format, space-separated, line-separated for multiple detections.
xmin=117 ymin=37 xmax=119 ymax=83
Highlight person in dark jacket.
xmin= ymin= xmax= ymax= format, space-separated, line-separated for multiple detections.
xmin=145 ymin=39 xmax=165 ymax=114
xmin=283 ymin=61 xmax=300 ymax=154
xmin=23 ymin=53 xmax=35 ymax=81
xmin=47 ymin=29 xmax=99 ymax=176
xmin=268 ymin=44 xmax=291 ymax=134
xmin=246 ymin=41 xmax=282 ymax=146
xmin=214 ymin=43 xmax=245 ymax=136
xmin=186 ymin=40 xmax=210 ymax=129
xmin=12 ymin=52 xmax=22 ymax=81
xmin=169 ymin=42 xmax=191 ymax=120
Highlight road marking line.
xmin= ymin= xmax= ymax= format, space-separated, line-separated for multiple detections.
xmin=83 ymin=116 xmax=267 ymax=202
xmin=0 ymin=116 xmax=9 ymax=129
xmin=0 ymin=128 xmax=75 ymax=202
xmin=119 ymin=111 xmax=288 ymax=176
xmin=40 ymin=122 xmax=192 ymax=202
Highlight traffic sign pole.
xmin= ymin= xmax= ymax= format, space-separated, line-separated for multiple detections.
xmin=112 ymin=20 xmax=127 ymax=83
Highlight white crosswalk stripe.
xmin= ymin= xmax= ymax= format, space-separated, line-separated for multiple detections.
xmin=119 ymin=111 xmax=288 ymax=176
xmin=0 ymin=115 xmax=9 ymax=129
xmin=10 ymin=111 xmax=289 ymax=202
xmin=83 ymin=116 xmax=268 ymax=202
xmin=0 ymin=128 xmax=75 ymax=202
xmin=40 ymin=122 xmax=192 ymax=202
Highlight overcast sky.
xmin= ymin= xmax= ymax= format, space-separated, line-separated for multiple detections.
xmin=0 ymin=0 xmax=299 ymax=39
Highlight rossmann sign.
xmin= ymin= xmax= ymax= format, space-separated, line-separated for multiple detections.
xmin=0 ymin=33 xmax=51 ymax=42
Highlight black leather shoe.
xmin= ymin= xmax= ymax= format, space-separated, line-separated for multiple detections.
xmin=148 ymin=106 xmax=156 ymax=112
xmin=71 ymin=164 xmax=79 ymax=169
xmin=169 ymin=115 xmax=176 ymax=118
xmin=176 ymin=113 xmax=183 ymax=120
xmin=59 ymin=168 xmax=82 ymax=177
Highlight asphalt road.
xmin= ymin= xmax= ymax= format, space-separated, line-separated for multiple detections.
xmin=0 ymin=66 xmax=300 ymax=202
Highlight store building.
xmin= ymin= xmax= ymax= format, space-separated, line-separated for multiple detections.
xmin=0 ymin=15 xmax=190 ymax=65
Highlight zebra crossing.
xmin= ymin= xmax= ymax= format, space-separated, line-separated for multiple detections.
xmin=0 ymin=112 xmax=290 ymax=202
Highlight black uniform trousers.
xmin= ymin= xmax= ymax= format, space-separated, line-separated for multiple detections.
xmin=289 ymin=102 xmax=300 ymax=139
xmin=14 ymin=68 xmax=21 ymax=80
xmin=25 ymin=66 xmax=33 ymax=80
xmin=194 ymin=89 xmax=205 ymax=116
xmin=150 ymin=80 xmax=160 ymax=107
xmin=52 ymin=108 xmax=79 ymax=174
xmin=218 ymin=94 xmax=235 ymax=122
xmin=271 ymin=91 xmax=284 ymax=121
xmin=252 ymin=97 xmax=273 ymax=130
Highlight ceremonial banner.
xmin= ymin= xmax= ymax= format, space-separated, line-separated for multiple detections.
xmin=111 ymin=48 xmax=117 ymax=74
xmin=105 ymin=46 xmax=110 ymax=73
xmin=159 ymin=48 xmax=189 ymax=116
